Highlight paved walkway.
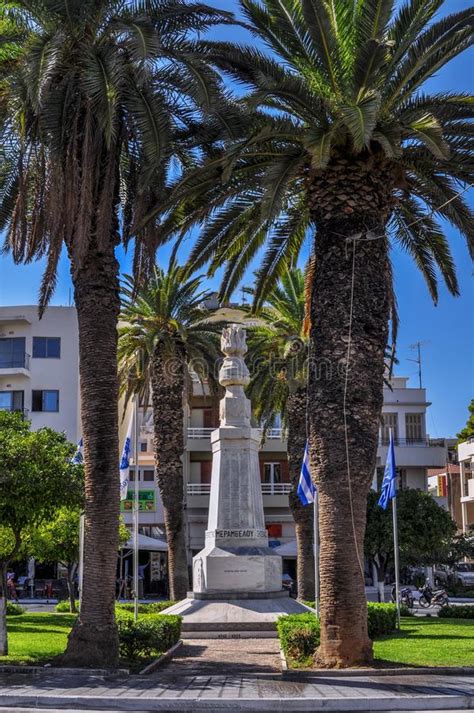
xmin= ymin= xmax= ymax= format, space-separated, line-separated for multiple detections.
xmin=0 ymin=639 xmax=473 ymax=711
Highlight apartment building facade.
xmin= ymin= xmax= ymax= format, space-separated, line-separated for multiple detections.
xmin=0 ymin=305 xmax=80 ymax=441
xmin=129 ymin=372 xmax=447 ymax=573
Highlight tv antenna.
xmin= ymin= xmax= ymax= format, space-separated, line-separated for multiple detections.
xmin=408 ymin=341 xmax=429 ymax=388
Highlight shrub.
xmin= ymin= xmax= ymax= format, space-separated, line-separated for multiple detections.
xmin=438 ymin=605 xmax=474 ymax=619
xmin=117 ymin=614 xmax=181 ymax=661
xmin=6 ymin=601 xmax=24 ymax=615
xmin=367 ymin=603 xmax=397 ymax=637
xmin=278 ymin=603 xmax=398 ymax=664
xmin=56 ymin=600 xmax=79 ymax=613
xmin=277 ymin=613 xmax=320 ymax=664
xmin=116 ymin=601 xmax=175 ymax=615
xmin=399 ymin=604 xmax=414 ymax=617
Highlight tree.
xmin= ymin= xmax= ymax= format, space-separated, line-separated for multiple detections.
xmin=246 ymin=266 xmax=315 ymax=599
xmin=0 ymin=411 xmax=82 ymax=655
xmin=28 ymin=510 xmax=130 ymax=614
xmin=457 ymin=399 xmax=474 ymax=443
xmin=0 ymin=0 xmax=231 ymax=667
xmin=365 ymin=488 xmax=457 ymax=600
xmin=118 ymin=261 xmax=221 ymax=599
xmin=156 ymin=0 xmax=473 ymax=666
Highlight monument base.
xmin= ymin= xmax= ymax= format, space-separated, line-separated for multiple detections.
xmin=161 ymin=594 xmax=311 ymax=638
xmin=193 ymin=544 xmax=282 ymax=595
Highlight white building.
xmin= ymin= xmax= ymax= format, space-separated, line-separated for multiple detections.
xmin=458 ymin=438 xmax=474 ymax=533
xmin=0 ymin=306 xmax=80 ymax=442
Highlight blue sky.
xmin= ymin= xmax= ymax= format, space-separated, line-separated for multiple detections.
xmin=0 ymin=0 xmax=472 ymax=437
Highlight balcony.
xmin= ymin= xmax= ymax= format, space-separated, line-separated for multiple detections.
xmin=461 ymin=478 xmax=474 ymax=504
xmin=0 ymin=353 xmax=30 ymax=377
xmin=187 ymin=427 xmax=284 ymax=439
xmin=186 ymin=482 xmax=291 ymax=500
xmin=377 ymin=436 xmax=446 ymax=468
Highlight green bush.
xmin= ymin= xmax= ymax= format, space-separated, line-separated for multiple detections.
xmin=117 ymin=614 xmax=181 ymax=661
xmin=55 ymin=600 xmax=79 ymax=613
xmin=367 ymin=603 xmax=397 ymax=637
xmin=438 ymin=605 xmax=474 ymax=619
xmin=278 ymin=604 xmax=398 ymax=664
xmin=399 ymin=604 xmax=414 ymax=617
xmin=116 ymin=601 xmax=175 ymax=615
xmin=277 ymin=613 xmax=320 ymax=664
xmin=6 ymin=601 xmax=24 ymax=615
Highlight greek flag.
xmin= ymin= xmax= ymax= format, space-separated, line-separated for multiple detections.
xmin=297 ymin=441 xmax=316 ymax=505
xmin=119 ymin=413 xmax=134 ymax=501
xmin=378 ymin=430 xmax=397 ymax=510
xmin=71 ymin=438 xmax=84 ymax=465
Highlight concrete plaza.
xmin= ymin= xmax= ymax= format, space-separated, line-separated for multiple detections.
xmin=0 ymin=639 xmax=473 ymax=712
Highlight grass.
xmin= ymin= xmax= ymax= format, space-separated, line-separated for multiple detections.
xmin=1 ymin=613 xmax=76 ymax=666
xmin=373 ymin=617 xmax=474 ymax=668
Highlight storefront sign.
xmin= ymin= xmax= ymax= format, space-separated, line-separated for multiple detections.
xmin=120 ymin=489 xmax=156 ymax=512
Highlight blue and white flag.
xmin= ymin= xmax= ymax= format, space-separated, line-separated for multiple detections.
xmin=378 ymin=430 xmax=397 ymax=510
xmin=71 ymin=438 xmax=84 ymax=465
xmin=119 ymin=413 xmax=134 ymax=501
xmin=297 ymin=441 xmax=317 ymax=505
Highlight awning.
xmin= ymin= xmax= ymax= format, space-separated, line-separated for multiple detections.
xmin=121 ymin=534 xmax=168 ymax=552
xmin=273 ymin=540 xmax=316 ymax=558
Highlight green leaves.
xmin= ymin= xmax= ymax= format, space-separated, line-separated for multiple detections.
xmin=340 ymin=91 xmax=381 ymax=152
xmin=405 ymin=113 xmax=450 ymax=160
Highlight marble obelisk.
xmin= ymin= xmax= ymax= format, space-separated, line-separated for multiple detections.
xmin=192 ymin=325 xmax=282 ymax=596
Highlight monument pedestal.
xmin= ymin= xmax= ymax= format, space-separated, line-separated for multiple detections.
xmin=163 ymin=325 xmax=310 ymax=636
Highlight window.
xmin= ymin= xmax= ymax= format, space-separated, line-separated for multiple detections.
xmin=405 ymin=413 xmax=424 ymax=443
xmin=264 ymin=462 xmax=281 ymax=485
xmin=0 ymin=338 xmax=26 ymax=368
xmin=32 ymin=337 xmax=61 ymax=358
xmin=380 ymin=413 xmax=398 ymax=444
xmin=32 ymin=390 xmax=59 ymax=412
xmin=0 ymin=390 xmax=24 ymax=412
xmin=140 ymin=441 xmax=148 ymax=453
xmin=143 ymin=470 xmax=154 ymax=482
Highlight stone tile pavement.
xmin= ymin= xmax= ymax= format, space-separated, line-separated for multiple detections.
xmin=0 ymin=639 xmax=473 ymax=711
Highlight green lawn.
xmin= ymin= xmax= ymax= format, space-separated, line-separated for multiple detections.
xmin=373 ymin=617 xmax=474 ymax=667
xmin=1 ymin=613 xmax=76 ymax=665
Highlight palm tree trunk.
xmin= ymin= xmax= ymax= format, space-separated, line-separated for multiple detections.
xmin=287 ymin=388 xmax=315 ymax=601
xmin=308 ymin=207 xmax=390 ymax=667
xmin=62 ymin=243 xmax=121 ymax=667
xmin=151 ymin=349 xmax=189 ymax=600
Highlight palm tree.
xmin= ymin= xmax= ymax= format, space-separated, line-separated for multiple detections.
xmin=246 ymin=266 xmax=315 ymax=600
xmin=118 ymin=261 xmax=221 ymax=600
xmin=0 ymin=0 xmax=231 ymax=666
xmin=151 ymin=0 xmax=473 ymax=666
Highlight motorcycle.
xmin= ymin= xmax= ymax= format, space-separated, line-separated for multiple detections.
xmin=418 ymin=582 xmax=449 ymax=608
xmin=391 ymin=584 xmax=414 ymax=609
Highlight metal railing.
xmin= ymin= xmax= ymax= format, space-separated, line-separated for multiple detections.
xmin=186 ymin=426 xmax=284 ymax=440
xmin=378 ymin=437 xmax=442 ymax=447
xmin=0 ymin=353 xmax=30 ymax=370
xmin=187 ymin=482 xmax=291 ymax=496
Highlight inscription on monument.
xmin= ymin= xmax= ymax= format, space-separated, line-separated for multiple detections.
xmin=206 ymin=528 xmax=267 ymax=539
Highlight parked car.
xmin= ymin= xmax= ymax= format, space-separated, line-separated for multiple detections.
xmin=452 ymin=563 xmax=474 ymax=589
xmin=434 ymin=565 xmax=450 ymax=586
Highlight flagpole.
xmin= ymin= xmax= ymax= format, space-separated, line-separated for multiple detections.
xmin=78 ymin=512 xmax=85 ymax=609
xmin=390 ymin=428 xmax=401 ymax=629
xmin=133 ymin=395 xmax=139 ymax=622
xmin=313 ymin=494 xmax=320 ymax=617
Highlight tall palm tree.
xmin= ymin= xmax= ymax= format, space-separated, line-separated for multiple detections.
xmin=246 ymin=266 xmax=315 ymax=600
xmin=118 ymin=261 xmax=221 ymax=600
xmin=0 ymin=0 xmax=231 ymax=666
xmin=148 ymin=0 xmax=473 ymax=666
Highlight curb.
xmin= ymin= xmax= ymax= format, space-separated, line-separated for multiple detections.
xmin=279 ymin=647 xmax=288 ymax=672
xmin=137 ymin=640 xmax=183 ymax=675
xmin=0 ymin=665 xmax=128 ymax=677
xmin=0 ymin=693 xmax=472 ymax=711
xmin=284 ymin=665 xmax=474 ymax=678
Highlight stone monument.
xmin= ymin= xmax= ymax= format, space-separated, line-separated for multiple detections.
xmin=192 ymin=324 xmax=282 ymax=596
xmin=163 ymin=324 xmax=309 ymax=636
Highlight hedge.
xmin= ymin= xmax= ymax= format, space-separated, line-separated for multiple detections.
xmin=279 ymin=603 xmax=398 ymax=664
xmin=56 ymin=600 xmax=78 ymax=613
xmin=6 ymin=601 xmax=24 ymax=616
xmin=438 ymin=605 xmax=474 ymax=619
xmin=116 ymin=613 xmax=181 ymax=661
xmin=276 ymin=613 xmax=320 ymax=664
xmin=116 ymin=601 xmax=175 ymax=615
